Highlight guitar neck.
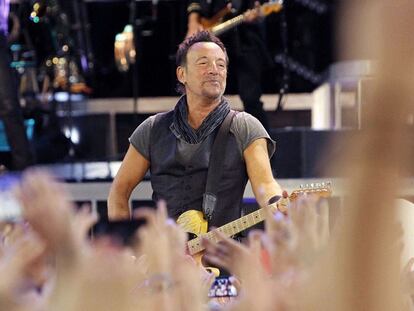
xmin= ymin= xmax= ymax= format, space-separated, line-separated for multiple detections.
xmin=187 ymin=208 xmax=265 ymax=255
xmin=210 ymin=14 xmax=245 ymax=36
xmin=209 ymin=1 xmax=284 ymax=36
xmin=186 ymin=182 xmax=331 ymax=256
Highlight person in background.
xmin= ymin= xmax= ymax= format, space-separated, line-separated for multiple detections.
xmin=0 ymin=0 xmax=34 ymax=170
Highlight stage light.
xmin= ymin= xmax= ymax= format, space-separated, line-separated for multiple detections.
xmin=63 ymin=126 xmax=80 ymax=145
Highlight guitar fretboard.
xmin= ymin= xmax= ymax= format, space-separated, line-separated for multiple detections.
xmin=209 ymin=2 xmax=283 ymax=36
xmin=185 ymin=184 xmax=331 ymax=256
xmin=187 ymin=207 xmax=266 ymax=255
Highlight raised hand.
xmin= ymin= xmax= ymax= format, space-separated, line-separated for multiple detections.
xmin=202 ymin=230 xmax=264 ymax=280
xmin=263 ymin=195 xmax=330 ymax=279
xmin=15 ymin=170 xmax=78 ymax=255
xmin=133 ymin=201 xmax=207 ymax=311
xmin=134 ymin=201 xmax=186 ymax=274
xmin=402 ymin=258 xmax=414 ymax=295
xmin=72 ymin=204 xmax=98 ymax=250
xmin=0 ymin=228 xmax=46 ymax=311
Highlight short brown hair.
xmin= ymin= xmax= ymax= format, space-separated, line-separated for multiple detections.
xmin=175 ymin=31 xmax=228 ymax=94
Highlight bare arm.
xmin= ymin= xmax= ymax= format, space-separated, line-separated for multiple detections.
xmin=243 ymin=138 xmax=282 ymax=208
xmin=186 ymin=12 xmax=203 ymax=38
xmin=107 ymin=144 xmax=150 ymax=220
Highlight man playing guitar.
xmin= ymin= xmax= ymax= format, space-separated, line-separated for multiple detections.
xmin=108 ymin=30 xmax=283 ymax=235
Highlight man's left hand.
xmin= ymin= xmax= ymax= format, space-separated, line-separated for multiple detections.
xmin=244 ymin=1 xmax=261 ymax=23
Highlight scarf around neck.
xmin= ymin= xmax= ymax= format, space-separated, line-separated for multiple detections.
xmin=170 ymin=96 xmax=230 ymax=144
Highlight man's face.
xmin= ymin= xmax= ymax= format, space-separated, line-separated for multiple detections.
xmin=177 ymin=42 xmax=227 ymax=100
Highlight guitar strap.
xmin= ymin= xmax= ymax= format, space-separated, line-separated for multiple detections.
xmin=202 ymin=109 xmax=236 ymax=221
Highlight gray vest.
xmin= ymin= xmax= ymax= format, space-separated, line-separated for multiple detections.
xmin=149 ymin=110 xmax=248 ymax=228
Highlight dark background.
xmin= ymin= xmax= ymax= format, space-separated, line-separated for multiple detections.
xmin=12 ymin=0 xmax=338 ymax=98
xmin=5 ymin=0 xmax=341 ymax=169
xmin=85 ymin=0 xmax=337 ymax=97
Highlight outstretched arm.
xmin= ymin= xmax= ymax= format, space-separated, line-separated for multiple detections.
xmin=108 ymin=144 xmax=150 ymax=220
xmin=243 ymin=138 xmax=283 ymax=208
xmin=186 ymin=12 xmax=203 ymax=38
xmin=186 ymin=2 xmax=203 ymax=38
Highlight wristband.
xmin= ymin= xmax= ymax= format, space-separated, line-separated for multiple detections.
xmin=267 ymin=195 xmax=282 ymax=205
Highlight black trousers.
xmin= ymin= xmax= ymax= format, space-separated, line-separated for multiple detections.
xmin=236 ymin=49 xmax=269 ymax=130
xmin=0 ymin=33 xmax=34 ymax=170
xmin=229 ymin=26 xmax=271 ymax=131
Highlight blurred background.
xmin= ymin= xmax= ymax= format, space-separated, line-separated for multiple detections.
xmin=9 ymin=0 xmax=336 ymax=97
xmin=2 ymin=0 xmax=341 ymax=167
xmin=4 ymin=0 xmax=412 ymax=217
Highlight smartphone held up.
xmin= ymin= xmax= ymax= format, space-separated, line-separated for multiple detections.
xmin=0 ymin=173 xmax=23 ymax=222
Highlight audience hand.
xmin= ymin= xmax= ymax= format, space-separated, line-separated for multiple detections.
xmin=15 ymin=170 xmax=78 ymax=257
xmin=244 ymin=1 xmax=261 ymax=23
xmin=0 ymin=227 xmax=46 ymax=311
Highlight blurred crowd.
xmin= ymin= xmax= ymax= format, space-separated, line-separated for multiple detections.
xmin=2 ymin=0 xmax=414 ymax=310
xmin=0 ymin=170 xmax=331 ymax=311
xmin=0 ymin=164 xmax=413 ymax=311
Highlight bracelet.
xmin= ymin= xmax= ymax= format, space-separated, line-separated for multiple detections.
xmin=144 ymin=273 xmax=174 ymax=293
xmin=268 ymin=195 xmax=289 ymax=214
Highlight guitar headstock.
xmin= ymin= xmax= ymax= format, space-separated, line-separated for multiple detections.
xmin=261 ymin=0 xmax=283 ymax=16
xmin=289 ymin=182 xmax=333 ymax=201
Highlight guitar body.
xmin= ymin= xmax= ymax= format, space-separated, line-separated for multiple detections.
xmin=176 ymin=210 xmax=221 ymax=276
xmin=176 ymin=209 xmax=208 ymax=237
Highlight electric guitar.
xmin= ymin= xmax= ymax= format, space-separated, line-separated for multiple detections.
xmin=176 ymin=182 xmax=332 ymax=273
xmin=200 ymin=0 xmax=284 ymax=36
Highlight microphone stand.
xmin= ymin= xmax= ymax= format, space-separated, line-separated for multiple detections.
xmin=129 ymin=0 xmax=139 ymax=116
xmin=276 ymin=1 xmax=289 ymax=112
